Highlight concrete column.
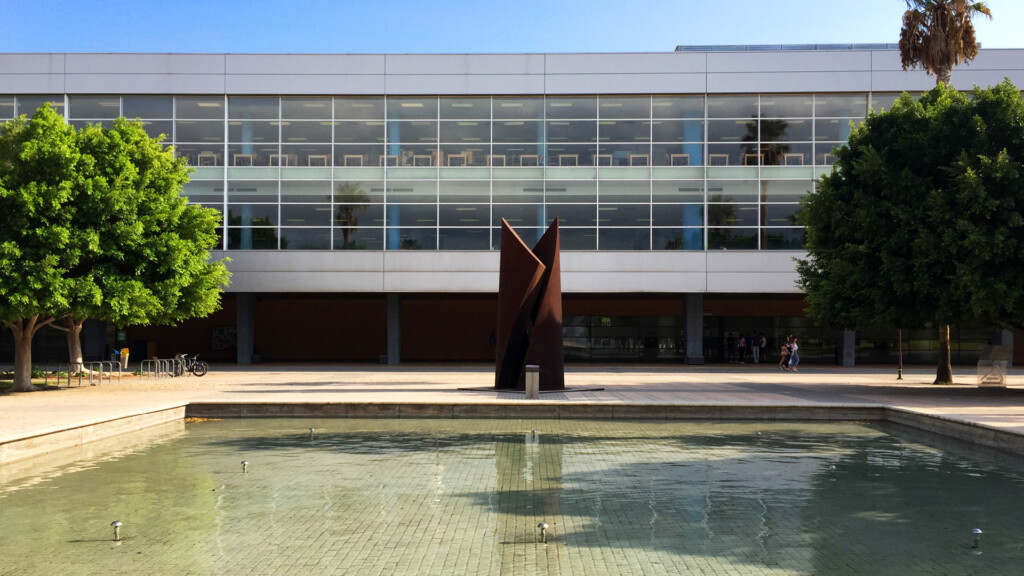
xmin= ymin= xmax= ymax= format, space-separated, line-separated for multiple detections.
xmin=837 ymin=330 xmax=856 ymax=366
xmin=82 ymin=319 xmax=107 ymax=362
xmin=387 ymin=293 xmax=401 ymax=365
xmin=685 ymin=293 xmax=704 ymax=365
xmin=236 ymin=293 xmax=256 ymax=364
xmin=991 ymin=329 xmax=1014 ymax=365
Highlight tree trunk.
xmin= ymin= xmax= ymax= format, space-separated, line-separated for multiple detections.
xmin=934 ymin=324 xmax=953 ymax=384
xmin=62 ymin=317 xmax=85 ymax=370
xmin=8 ymin=317 xmax=41 ymax=392
xmin=936 ymin=68 xmax=951 ymax=86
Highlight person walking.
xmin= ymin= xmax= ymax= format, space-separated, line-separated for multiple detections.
xmin=778 ymin=336 xmax=791 ymax=370
xmin=751 ymin=332 xmax=760 ymax=364
xmin=789 ymin=336 xmax=800 ymax=371
xmin=737 ymin=333 xmax=747 ymax=364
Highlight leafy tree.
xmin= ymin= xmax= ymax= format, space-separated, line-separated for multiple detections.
xmin=0 ymin=106 xmax=230 ymax=391
xmin=900 ymin=1 xmax=992 ymax=86
xmin=797 ymin=82 xmax=1024 ymax=383
xmin=0 ymin=106 xmax=84 ymax=391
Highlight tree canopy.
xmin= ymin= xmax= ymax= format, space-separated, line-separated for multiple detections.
xmin=797 ymin=81 xmax=1024 ymax=360
xmin=0 ymin=105 xmax=229 ymax=391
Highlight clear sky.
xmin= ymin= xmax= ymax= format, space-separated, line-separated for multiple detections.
xmin=2 ymin=0 xmax=1020 ymax=54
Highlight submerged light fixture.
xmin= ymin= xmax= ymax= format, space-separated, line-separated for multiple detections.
xmin=111 ymin=521 xmax=122 ymax=541
xmin=972 ymin=528 xmax=983 ymax=548
xmin=241 ymin=460 xmax=249 ymax=474
xmin=538 ymin=522 xmax=549 ymax=543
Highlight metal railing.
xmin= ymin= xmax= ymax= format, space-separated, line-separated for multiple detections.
xmin=140 ymin=358 xmax=180 ymax=379
xmin=45 ymin=361 xmax=121 ymax=387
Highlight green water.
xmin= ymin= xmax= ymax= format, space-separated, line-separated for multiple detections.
xmin=2 ymin=419 xmax=1024 ymax=575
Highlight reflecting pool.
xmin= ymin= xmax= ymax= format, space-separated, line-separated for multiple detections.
xmin=3 ymin=419 xmax=1024 ymax=575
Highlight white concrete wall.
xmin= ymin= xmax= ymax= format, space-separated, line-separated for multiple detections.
xmin=3 ymin=49 xmax=1022 ymax=95
xmin=214 ymin=250 xmax=804 ymax=294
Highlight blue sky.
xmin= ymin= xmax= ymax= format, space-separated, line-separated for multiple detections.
xmin=2 ymin=0 xmax=1020 ymax=53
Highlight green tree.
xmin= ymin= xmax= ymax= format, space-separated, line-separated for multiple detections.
xmin=797 ymin=82 xmax=1024 ymax=384
xmin=0 ymin=106 xmax=230 ymax=391
xmin=900 ymin=1 xmax=992 ymax=86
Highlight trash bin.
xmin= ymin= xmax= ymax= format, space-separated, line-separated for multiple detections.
xmin=120 ymin=347 xmax=130 ymax=370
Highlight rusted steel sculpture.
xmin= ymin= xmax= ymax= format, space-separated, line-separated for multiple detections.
xmin=495 ymin=218 xmax=564 ymax=390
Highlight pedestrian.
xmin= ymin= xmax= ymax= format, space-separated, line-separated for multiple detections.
xmin=778 ymin=336 xmax=791 ymax=370
xmin=737 ymin=333 xmax=747 ymax=364
xmin=759 ymin=333 xmax=767 ymax=362
xmin=726 ymin=332 xmax=736 ymax=362
xmin=789 ymin=336 xmax=800 ymax=371
xmin=751 ymin=332 xmax=760 ymax=364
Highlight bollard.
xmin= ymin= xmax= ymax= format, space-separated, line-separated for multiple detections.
xmin=525 ymin=365 xmax=540 ymax=399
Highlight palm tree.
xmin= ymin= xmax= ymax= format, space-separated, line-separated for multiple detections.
xmin=899 ymin=0 xmax=992 ymax=86
xmin=899 ymin=0 xmax=991 ymax=384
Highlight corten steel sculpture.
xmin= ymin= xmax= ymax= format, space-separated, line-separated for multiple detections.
xmin=495 ymin=218 xmax=565 ymax=390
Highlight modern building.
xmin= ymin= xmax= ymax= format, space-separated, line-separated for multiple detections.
xmin=1 ymin=46 xmax=1022 ymax=366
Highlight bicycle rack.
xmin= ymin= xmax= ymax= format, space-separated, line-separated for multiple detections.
xmin=141 ymin=358 xmax=179 ymax=379
xmin=44 ymin=361 xmax=121 ymax=386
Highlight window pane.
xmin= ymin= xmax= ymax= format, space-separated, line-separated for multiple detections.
xmin=138 ymin=120 xmax=172 ymax=140
xmin=228 ymin=120 xmax=278 ymax=143
xmin=546 ymin=204 xmax=596 ymax=226
xmin=598 ymin=204 xmax=650 ymax=226
xmin=760 ymin=180 xmax=812 ymax=202
xmin=492 ymin=145 xmax=545 ymax=166
xmin=546 ymin=97 xmax=596 ymax=119
xmin=281 ymin=97 xmax=331 ymax=120
xmin=493 ymin=97 xmax=543 ymax=119
xmin=546 ymin=120 xmax=597 ymax=143
xmin=493 ymin=120 xmax=542 ymax=143
xmin=183 ymin=180 xmax=224 ymax=202
xmin=708 ymin=204 xmax=758 ymax=227
xmin=814 ymin=118 xmax=862 ymax=141
xmin=492 ymin=180 xmax=543 ymax=203
xmin=653 ymin=181 xmax=704 ymax=203
xmin=816 ymin=94 xmax=868 ymax=117
xmin=123 ymin=96 xmax=173 ymax=119
xmin=386 ymin=121 xmax=437 ymax=143
xmin=386 ymin=180 xmax=437 ymax=203
xmin=0 ymin=96 xmax=14 ymax=119
xmin=707 ymin=95 xmax=757 ymax=118
xmin=763 ymin=204 xmax=800 ymax=226
xmin=652 ymin=96 xmax=703 ymax=119
xmin=493 ymin=204 xmax=543 ymax=227
xmin=335 ymin=203 xmax=383 ymax=227
xmin=439 ymin=204 xmax=488 ymax=226
xmin=438 ymin=228 xmax=490 ymax=250
xmin=599 ymin=228 xmax=650 ymax=250
xmin=228 ymin=204 xmax=278 ymax=226
xmin=335 ymin=121 xmax=385 ymax=143
xmin=281 ymin=181 xmax=331 ymax=202
xmin=559 ymin=228 xmax=596 ymax=250
xmin=762 ymin=143 xmax=812 ymax=166
xmin=282 ymin=121 xmax=331 ymax=143
xmin=545 ymin=181 xmax=596 ymax=203
xmin=652 ymin=120 xmax=704 ymax=142
xmin=440 ymin=97 xmax=489 ymax=119
xmin=227 ymin=180 xmax=277 ymax=202
xmin=335 ymin=97 xmax=384 ymax=119
xmin=176 ymin=96 xmax=223 ymax=119
xmin=760 ymin=119 xmax=812 ymax=142
xmin=281 ymin=228 xmax=330 ymax=250
xmin=599 ymin=96 xmax=649 ymax=119
xmin=439 ymin=120 xmax=488 ymax=143
xmin=68 ymin=95 xmax=119 ymax=118
xmin=229 ymin=97 xmax=278 ymax=120
xmin=763 ymin=228 xmax=806 ymax=250
xmin=653 ymin=144 xmax=703 ymax=166
xmin=759 ymin=95 xmax=812 ymax=118
xmin=17 ymin=95 xmax=64 ymax=117
xmin=870 ymin=93 xmax=902 ymax=113
xmin=335 ymin=228 xmax=383 ymax=250
xmin=707 ymin=180 xmax=758 ymax=203
xmin=708 ymin=228 xmax=758 ymax=250
xmin=708 ymin=119 xmax=756 ymax=142
xmin=599 ymin=181 xmax=649 ymax=203
xmin=281 ymin=144 xmax=331 ymax=167
xmin=336 ymin=180 xmax=384 ymax=204
xmin=387 ymin=228 xmax=437 ymax=250
xmin=281 ymin=204 xmax=332 ymax=226
xmin=387 ymin=98 xmax=437 ymax=120
xmin=439 ymin=181 xmax=489 ymax=203
xmin=653 ymin=228 xmax=703 ymax=250
xmin=599 ymin=120 xmax=651 ymax=142
xmin=652 ymin=203 xmax=704 ymax=227
xmin=439 ymin=144 xmax=489 ymax=167
xmin=175 ymin=120 xmax=224 ymax=142
xmin=228 ymin=228 xmax=279 ymax=249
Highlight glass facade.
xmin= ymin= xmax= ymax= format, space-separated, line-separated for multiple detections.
xmin=3 ymin=93 xmax=885 ymax=251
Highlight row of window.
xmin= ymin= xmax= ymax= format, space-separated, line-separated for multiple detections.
xmin=210 ymin=203 xmax=798 ymax=228
xmin=183 ymin=179 xmax=813 ymax=204
xmin=3 ymin=94 xmax=893 ymax=121
xmin=222 ymin=227 xmax=803 ymax=251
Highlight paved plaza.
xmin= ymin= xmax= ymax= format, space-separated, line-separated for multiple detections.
xmin=3 ymin=363 xmax=1024 ymax=445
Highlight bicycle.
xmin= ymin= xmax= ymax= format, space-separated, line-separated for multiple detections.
xmin=173 ymin=353 xmax=209 ymax=377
